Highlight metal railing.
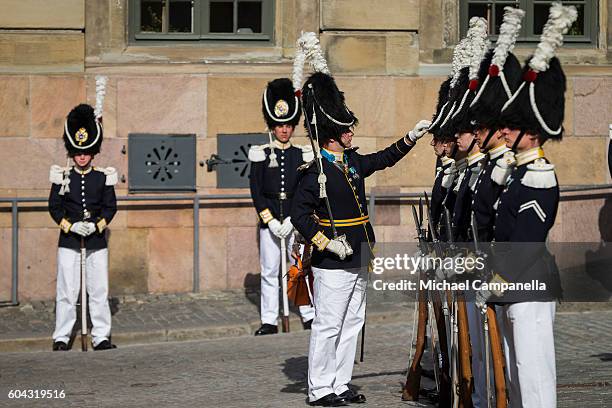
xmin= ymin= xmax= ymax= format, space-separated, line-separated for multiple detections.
xmin=1 ymin=184 xmax=611 ymax=306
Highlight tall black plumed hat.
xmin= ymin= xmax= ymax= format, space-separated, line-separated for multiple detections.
xmin=301 ymin=72 xmax=358 ymax=146
xmin=430 ymin=77 xmax=453 ymax=141
xmin=499 ymin=57 xmax=567 ymax=140
xmin=499 ymin=3 xmax=577 ymax=141
xmin=470 ymin=6 xmax=525 ymax=130
xmin=63 ymin=104 xmax=103 ymax=156
xmin=261 ymin=78 xmax=301 ymax=129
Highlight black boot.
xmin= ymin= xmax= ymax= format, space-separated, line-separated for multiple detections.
xmin=52 ymin=341 xmax=68 ymax=351
xmin=309 ymin=393 xmax=348 ymax=406
xmin=338 ymin=389 xmax=366 ymax=404
xmin=93 ymin=340 xmax=117 ymax=351
xmin=254 ymin=324 xmax=278 ymax=336
xmin=302 ymin=319 xmax=313 ymax=330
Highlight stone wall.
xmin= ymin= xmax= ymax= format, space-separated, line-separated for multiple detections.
xmin=0 ymin=72 xmax=610 ymax=300
xmin=0 ymin=0 xmax=610 ymax=300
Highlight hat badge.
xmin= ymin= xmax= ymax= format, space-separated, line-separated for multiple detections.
xmin=274 ymin=99 xmax=289 ymax=118
xmin=75 ymin=127 xmax=89 ymax=145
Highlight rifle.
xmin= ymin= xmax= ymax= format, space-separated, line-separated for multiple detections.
xmin=402 ymin=204 xmax=430 ymax=401
xmin=423 ymin=195 xmax=452 ymax=405
xmin=471 ymin=214 xmax=507 ymax=408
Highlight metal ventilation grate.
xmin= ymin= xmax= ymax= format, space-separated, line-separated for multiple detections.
xmin=128 ymin=134 xmax=196 ymax=192
xmin=214 ymin=133 xmax=269 ymax=188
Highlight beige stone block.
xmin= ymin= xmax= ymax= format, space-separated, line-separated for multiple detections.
xmin=419 ymin=0 xmax=444 ymax=52
xmin=545 ymin=137 xmax=608 ymax=185
xmin=573 ymin=78 xmax=612 ymax=136
xmin=200 ymin=226 xmax=228 ymax=291
xmin=93 ymin=138 xmax=128 ymax=187
xmin=108 ymin=228 xmax=149 ymax=295
xmin=0 ymin=77 xmax=29 ymax=137
xmin=0 ymin=0 xmax=84 ymax=29
xmin=321 ymin=0 xmax=419 ymax=30
xmin=374 ymin=137 xmax=437 ymax=188
xmin=117 ymin=76 xmax=206 ymax=138
xmin=321 ymin=33 xmax=386 ymax=74
xmin=85 ymin=0 xmax=110 ymax=58
xmin=0 ymin=229 xmax=11 ymax=300
xmin=201 ymin=204 xmax=258 ymax=227
xmin=0 ymin=33 xmax=84 ymax=73
xmin=86 ymin=75 xmax=118 ymax=139
xmin=321 ymin=32 xmax=419 ymax=75
xmin=18 ymin=228 xmax=57 ymax=300
xmin=31 ymin=76 xmax=86 ymax=138
xmin=386 ymin=32 xmax=419 ymax=75
xmin=148 ymin=227 xmax=193 ymax=293
xmin=128 ymin=208 xmax=193 ymax=228
xmin=0 ymin=139 xmax=67 ymax=190
xmin=226 ymin=226 xmax=260 ymax=289
xmin=335 ymin=78 xmax=396 ymax=137
xmin=379 ymin=225 xmax=417 ymax=244
xmin=551 ymin=197 xmax=607 ymax=243
xmin=394 ymin=77 xmax=445 ymax=136
xmin=19 ymin=210 xmax=57 ymax=229
xmin=207 ymin=76 xmax=269 ymax=138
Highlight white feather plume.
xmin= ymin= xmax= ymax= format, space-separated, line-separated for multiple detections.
xmin=451 ymin=17 xmax=486 ymax=87
xmin=492 ymin=7 xmax=525 ymax=68
xmin=299 ymin=31 xmax=330 ymax=75
xmin=292 ymin=35 xmax=307 ymax=91
xmin=529 ymin=2 xmax=578 ymax=72
xmin=94 ymin=75 xmax=108 ymax=120
xmin=468 ymin=18 xmax=490 ymax=80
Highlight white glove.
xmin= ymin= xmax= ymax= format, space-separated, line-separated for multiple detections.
xmin=84 ymin=222 xmax=96 ymax=236
xmin=279 ymin=217 xmax=294 ymax=238
xmin=70 ymin=221 xmax=94 ymax=237
xmin=268 ymin=219 xmax=283 ymax=238
xmin=406 ymin=119 xmax=432 ymax=143
xmin=441 ymin=161 xmax=457 ymax=189
xmin=325 ymin=238 xmax=353 ymax=260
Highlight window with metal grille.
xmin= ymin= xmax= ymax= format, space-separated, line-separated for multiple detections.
xmin=129 ymin=0 xmax=274 ymax=43
xmin=460 ymin=0 xmax=598 ymax=45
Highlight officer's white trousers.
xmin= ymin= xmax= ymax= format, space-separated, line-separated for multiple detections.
xmin=52 ymin=247 xmax=111 ymax=347
xmin=498 ymin=302 xmax=556 ymax=408
xmin=467 ymin=301 xmax=487 ymax=408
xmin=259 ymin=228 xmax=315 ymax=325
xmin=308 ymin=267 xmax=367 ymax=401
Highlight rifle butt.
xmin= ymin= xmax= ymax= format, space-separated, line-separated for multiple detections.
xmin=402 ymin=364 xmax=422 ymax=401
xmin=81 ymin=334 xmax=87 ymax=352
xmin=281 ymin=316 xmax=290 ymax=333
xmin=487 ymin=306 xmax=507 ymax=408
xmin=456 ymin=295 xmax=474 ymax=408
xmin=403 ymin=287 xmax=428 ymax=400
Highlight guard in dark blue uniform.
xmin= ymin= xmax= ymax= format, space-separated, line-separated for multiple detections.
xmin=249 ymin=78 xmax=315 ymax=336
xmin=48 ymin=102 xmax=118 ymax=351
xmin=469 ymin=32 xmax=525 ymax=242
xmin=291 ymin=71 xmax=430 ymax=406
xmin=428 ymin=78 xmax=458 ymax=235
xmin=482 ymin=4 xmax=577 ymax=406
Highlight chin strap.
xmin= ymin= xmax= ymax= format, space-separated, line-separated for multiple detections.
xmin=511 ymin=130 xmax=526 ymax=151
xmin=482 ymin=128 xmax=497 ymax=151
xmin=467 ymin=137 xmax=478 ymax=153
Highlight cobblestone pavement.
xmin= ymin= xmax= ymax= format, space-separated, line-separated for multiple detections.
xmin=0 ymin=310 xmax=611 ymax=407
xmin=0 ymin=289 xmax=416 ymax=351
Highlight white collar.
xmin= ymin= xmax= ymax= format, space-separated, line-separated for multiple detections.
xmin=515 ymin=147 xmax=545 ymax=167
xmin=441 ymin=156 xmax=455 ymax=167
xmin=467 ymin=151 xmax=486 ymax=166
xmin=488 ymin=144 xmax=510 ymax=160
xmin=73 ymin=166 xmax=92 ymax=175
xmin=272 ymin=140 xmax=292 ymax=150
